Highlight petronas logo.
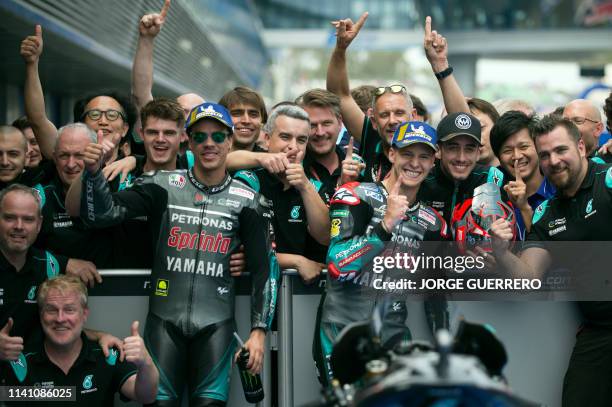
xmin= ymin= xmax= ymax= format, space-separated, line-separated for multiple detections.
xmin=290 ymin=206 xmax=300 ymax=219
xmin=586 ymin=199 xmax=593 ymax=214
xmin=83 ymin=374 xmax=93 ymax=390
xmin=27 ymin=286 xmax=36 ymax=301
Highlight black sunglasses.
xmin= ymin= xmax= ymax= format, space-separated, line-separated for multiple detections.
xmin=190 ymin=131 xmax=229 ymax=144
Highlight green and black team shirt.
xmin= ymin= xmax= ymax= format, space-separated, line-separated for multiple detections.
xmin=523 ymin=161 xmax=612 ymax=324
xmin=0 ymin=247 xmax=66 ymax=344
xmin=302 ymin=147 xmax=345 ymax=204
xmin=417 ymin=161 xmax=506 ymax=230
xmin=0 ymin=333 xmax=136 ymax=407
xmin=234 ymin=168 xmax=328 ymax=260
xmin=359 ymin=117 xmax=392 ymax=183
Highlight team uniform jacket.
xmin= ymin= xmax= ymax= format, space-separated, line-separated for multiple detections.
xmin=79 ymin=169 xmax=279 ymax=333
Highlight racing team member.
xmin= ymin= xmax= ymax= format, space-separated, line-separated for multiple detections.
xmin=11 ymin=116 xmax=43 ymax=169
xmin=32 ymin=123 xmax=135 ymax=269
xmin=296 ymin=88 xmax=366 ymax=262
xmin=21 ymin=25 xmax=138 ymax=188
xmin=0 ymin=185 xmax=119 ymax=363
xmin=490 ymin=111 xmax=556 ymax=239
xmin=1 ymin=275 xmax=158 ymax=406
xmin=489 ymin=114 xmax=612 ymax=407
xmin=315 ymin=121 xmax=448 ymax=386
xmin=416 ymin=112 xmax=505 ymax=231
xmin=326 ymin=14 xmax=470 ymax=183
xmin=219 ymin=86 xmax=268 ymax=153
xmin=234 ymin=105 xmax=330 ymax=282
xmin=326 ymin=12 xmax=412 ymax=183
xmin=0 ymin=126 xmax=49 ymax=190
xmin=68 ymin=102 xmax=278 ymax=406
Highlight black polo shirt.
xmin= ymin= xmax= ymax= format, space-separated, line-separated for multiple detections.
xmin=1 ymin=333 xmax=137 ymax=406
xmin=524 ymin=161 xmax=612 ymax=324
xmin=0 ymin=247 xmax=66 ymax=343
xmin=359 ymin=116 xmax=391 ymax=183
xmin=234 ymin=168 xmax=327 ymax=260
xmin=302 ymin=145 xmax=346 ymax=204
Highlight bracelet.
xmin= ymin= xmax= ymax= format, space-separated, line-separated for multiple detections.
xmin=434 ymin=66 xmax=454 ymax=80
xmin=381 ymin=220 xmax=391 ymax=233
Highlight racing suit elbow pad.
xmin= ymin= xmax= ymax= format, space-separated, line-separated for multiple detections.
xmin=80 ymin=170 xmax=122 ymax=227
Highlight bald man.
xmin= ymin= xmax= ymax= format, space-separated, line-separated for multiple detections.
xmin=564 ymin=99 xmax=605 ymax=158
xmin=0 ymin=126 xmax=32 ymax=189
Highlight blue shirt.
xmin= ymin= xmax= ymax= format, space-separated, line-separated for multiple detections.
xmin=515 ymin=176 xmax=556 ymax=241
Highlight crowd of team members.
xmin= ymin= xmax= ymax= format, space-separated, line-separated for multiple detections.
xmin=1 ymin=1 xmax=612 ymax=405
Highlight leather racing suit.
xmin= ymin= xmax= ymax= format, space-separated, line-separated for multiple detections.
xmin=80 ymin=168 xmax=279 ymax=405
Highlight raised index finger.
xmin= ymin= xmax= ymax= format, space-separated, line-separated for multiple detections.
xmin=391 ymin=174 xmax=404 ymax=195
xmin=425 ymin=16 xmax=432 ymax=36
xmin=514 ymin=159 xmax=523 ymax=182
xmin=346 ymin=137 xmax=354 ymax=159
xmin=353 ymin=12 xmax=369 ymax=32
xmin=159 ymin=0 xmax=171 ymax=19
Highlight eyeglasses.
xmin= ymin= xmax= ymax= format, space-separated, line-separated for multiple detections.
xmin=375 ymin=84 xmax=407 ymax=97
xmin=190 ymin=131 xmax=228 ymax=144
xmin=568 ymin=116 xmax=599 ymax=125
xmin=82 ymin=109 xmax=125 ymax=122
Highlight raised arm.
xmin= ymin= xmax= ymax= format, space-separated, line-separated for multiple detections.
xmin=226 ymin=150 xmax=289 ymax=173
xmin=423 ymin=16 xmax=470 ymax=114
xmin=20 ymin=25 xmax=58 ymax=159
xmin=326 ymin=12 xmax=369 ymax=141
xmin=132 ymin=0 xmax=171 ymax=109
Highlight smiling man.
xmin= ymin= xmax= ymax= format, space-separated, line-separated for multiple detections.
xmin=234 ymin=104 xmax=331 ymax=282
xmin=326 ymin=13 xmax=414 ymax=182
xmin=139 ymin=98 xmax=183 ymax=172
xmin=315 ymin=121 xmax=448 ymax=386
xmin=33 ymin=124 xmax=126 ymax=269
xmin=417 ymin=112 xmax=505 ymax=230
xmin=489 ymin=114 xmax=612 ymax=407
xmin=0 ymin=127 xmax=28 ymax=189
xmin=68 ymin=102 xmax=278 ymax=406
xmin=490 ymin=111 xmax=556 ymax=239
xmin=1 ymin=275 xmax=158 ymax=406
xmin=0 ymin=185 xmax=119 ymax=366
xmin=219 ymin=86 xmax=268 ymax=152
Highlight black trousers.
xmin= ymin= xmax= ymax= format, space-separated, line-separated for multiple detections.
xmin=562 ymin=325 xmax=612 ymax=407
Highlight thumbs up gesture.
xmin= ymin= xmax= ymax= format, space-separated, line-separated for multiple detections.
xmin=20 ymin=25 xmax=44 ymax=64
xmin=0 ymin=318 xmax=24 ymax=361
xmin=83 ymin=130 xmax=121 ymax=173
xmin=124 ymin=321 xmax=150 ymax=368
xmin=286 ymin=150 xmax=309 ymax=192
xmin=382 ymin=175 xmax=409 ymax=232
xmin=340 ymin=137 xmax=365 ymax=185
xmin=83 ymin=130 xmax=106 ymax=173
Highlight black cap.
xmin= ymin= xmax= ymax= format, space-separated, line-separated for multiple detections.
xmin=437 ymin=112 xmax=482 ymax=145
